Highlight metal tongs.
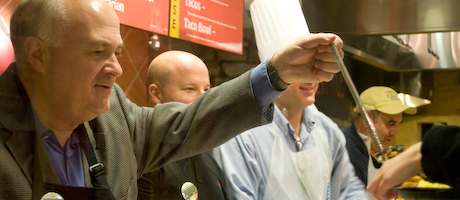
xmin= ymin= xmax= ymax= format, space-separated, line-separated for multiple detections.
xmin=330 ymin=43 xmax=391 ymax=163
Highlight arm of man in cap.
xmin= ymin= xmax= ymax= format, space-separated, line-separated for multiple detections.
xmin=368 ymin=125 xmax=460 ymax=200
xmin=367 ymin=142 xmax=423 ymax=200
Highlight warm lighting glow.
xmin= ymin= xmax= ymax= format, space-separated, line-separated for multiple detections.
xmin=91 ymin=1 xmax=102 ymax=12
xmin=149 ymin=34 xmax=161 ymax=50
xmin=398 ymin=93 xmax=431 ymax=108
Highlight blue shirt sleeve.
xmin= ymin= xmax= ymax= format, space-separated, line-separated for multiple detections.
xmin=250 ymin=60 xmax=284 ymax=109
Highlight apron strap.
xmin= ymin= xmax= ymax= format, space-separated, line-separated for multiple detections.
xmin=32 ymin=137 xmax=48 ymax=200
xmin=75 ymin=124 xmax=116 ymax=199
xmin=32 ymin=125 xmax=117 ymax=200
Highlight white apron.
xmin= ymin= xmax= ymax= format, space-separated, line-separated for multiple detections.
xmin=264 ymin=117 xmax=332 ymax=200
xmin=367 ymin=156 xmax=379 ymax=200
xmin=360 ymin=132 xmax=378 ymax=200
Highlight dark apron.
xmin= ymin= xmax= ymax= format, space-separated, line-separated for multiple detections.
xmin=32 ymin=125 xmax=116 ymax=200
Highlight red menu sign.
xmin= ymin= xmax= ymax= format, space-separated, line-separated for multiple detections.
xmin=169 ymin=0 xmax=243 ymax=54
xmin=106 ymin=0 xmax=170 ymax=36
xmin=107 ymin=0 xmax=243 ymax=54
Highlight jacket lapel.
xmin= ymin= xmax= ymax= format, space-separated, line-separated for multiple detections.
xmin=1 ymin=64 xmax=60 ymax=186
xmin=2 ymin=64 xmax=36 ymax=185
xmin=5 ymin=129 xmax=34 ymax=184
xmin=5 ymin=108 xmax=62 ymax=186
xmin=33 ymin=131 xmax=61 ymax=185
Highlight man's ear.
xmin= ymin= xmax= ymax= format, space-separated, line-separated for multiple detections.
xmin=148 ymin=84 xmax=162 ymax=106
xmin=365 ymin=110 xmax=377 ymax=123
xmin=24 ymin=36 xmax=46 ymax=72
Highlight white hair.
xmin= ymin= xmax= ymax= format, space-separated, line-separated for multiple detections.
xmin=10 ymin=0 xmax=69 ymax=65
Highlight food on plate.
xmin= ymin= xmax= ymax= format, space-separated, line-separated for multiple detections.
xmin=388 ymin=151 xmax=399 ymax=158
xmin=400 ymin=176 xmax=422 ymax=188
xmin=400 ymin=175 xmax=451 ymax=188
xmin=418 ymin=179 xmax=451 ymax=188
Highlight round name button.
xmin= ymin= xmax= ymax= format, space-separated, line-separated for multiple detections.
xmin=41 ymin=191 xmax=64 ymax=200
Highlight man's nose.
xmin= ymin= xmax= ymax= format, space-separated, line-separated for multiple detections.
xmin=389 ymin=127 xmax=399 ymax=136
xmin=104 ymin=55 xmax=123 ymax=77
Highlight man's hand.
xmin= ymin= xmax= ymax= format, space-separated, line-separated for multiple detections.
xmin=271 ymin=33 xmax=343 ymax=84
xmin=367 ymin=142 xmax=423 ymax=200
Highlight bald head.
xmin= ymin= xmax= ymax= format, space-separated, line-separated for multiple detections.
xmin=147 ymin=51 xmax=210 ymax=106
xmin=64 ymin=0 xmax=120 ymax=32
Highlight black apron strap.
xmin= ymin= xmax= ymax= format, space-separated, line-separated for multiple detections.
xmin=31 ymin=134 xmax=94 ymax=200
xmin=32 ymin=139 xmax=49 ymax=200
xmin=32 ymin=125 xmax=116 ymax=200
xmin=75 ymin=124 xmax=116 ymax=199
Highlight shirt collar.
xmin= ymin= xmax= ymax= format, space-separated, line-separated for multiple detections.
xmin=273 ymin=104 xmax=316 ymax=140
xmin=357 ymin=130 xmax=372 ymax=151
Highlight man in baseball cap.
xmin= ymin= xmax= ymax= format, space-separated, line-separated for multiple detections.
xmin=342 ymin=86 xmax=416 ymax=193
xmin=356 ymin=86 xmax=416 ymax=115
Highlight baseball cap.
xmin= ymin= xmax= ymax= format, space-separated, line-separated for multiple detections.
xmin=355 ymin=86 xmax=417 ymax=115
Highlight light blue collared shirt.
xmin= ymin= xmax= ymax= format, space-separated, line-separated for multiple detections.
xmin=213 ymin=104 xmax=368 ymax=200
xmin=250 ymin=60 xmax=284 ymax=109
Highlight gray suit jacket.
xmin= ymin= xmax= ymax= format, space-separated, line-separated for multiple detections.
xmin=0 ymin=63 xmax=271 ymax=200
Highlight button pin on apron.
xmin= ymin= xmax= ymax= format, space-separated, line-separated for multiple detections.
xmin=181 ymin=181 xmax=198 ymax=200
xmin=41 ymin=192 xmax=64 ymax=200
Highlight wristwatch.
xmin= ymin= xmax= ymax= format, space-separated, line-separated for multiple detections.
xmin=266 ymin=57 xmax=290 ymax=91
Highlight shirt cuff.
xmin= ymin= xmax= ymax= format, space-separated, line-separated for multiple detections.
xmin=250 ymin=60 xmax=284 ymax=109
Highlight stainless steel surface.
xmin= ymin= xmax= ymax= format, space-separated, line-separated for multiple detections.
xmin=410 ymin=32 xmax=460 ymax=70
xmin=301 ymin=0 xmax=460 ymax=35
xmin=341 ymin=32 xmax=460 ymax=71
xmin=331 ymin=43 xmax=388 ymax=162
xmin=301 ymin=0 xmax=460 ymax=72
